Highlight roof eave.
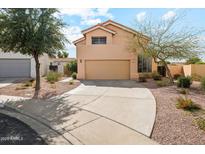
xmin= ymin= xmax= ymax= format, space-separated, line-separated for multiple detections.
xmin=73 ymin=37 xmax=85 ymax=45
xmin=103 ymin=20 xmax=150 ymax=40
xmin=82 ymin=25 xmax=116 ymax=35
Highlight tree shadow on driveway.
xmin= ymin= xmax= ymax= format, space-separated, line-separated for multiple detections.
xmin=3 ymin=94 xmax=84 ymax=144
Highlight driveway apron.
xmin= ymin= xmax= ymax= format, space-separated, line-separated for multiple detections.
xmin=3 ymin=80 xmax=157 ymax=144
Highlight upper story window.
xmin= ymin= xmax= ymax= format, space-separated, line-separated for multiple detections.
xmin=92 ymin=37 xmax=107 ymax=44
xmin=138 ymin=55 xmax=152 ymax=73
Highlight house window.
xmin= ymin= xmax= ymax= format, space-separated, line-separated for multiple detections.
xmin=92 ymin=37 xmax=107 ymax=44
xmin=138 ymin=55 xmax=152 ymax=72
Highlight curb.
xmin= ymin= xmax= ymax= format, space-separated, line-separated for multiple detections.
xmin=0 ymin=106 xmax=73 ymax=145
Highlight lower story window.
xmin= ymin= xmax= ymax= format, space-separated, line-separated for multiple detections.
xmin=138 ymin=55 xmax=152 ymax=72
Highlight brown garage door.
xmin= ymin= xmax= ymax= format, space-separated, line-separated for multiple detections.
xmin=85 ymin=60 xmax=130 ymax=80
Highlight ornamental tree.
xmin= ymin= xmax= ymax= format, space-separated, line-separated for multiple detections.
xmin=130 ymin=14 xmax=204 ymax=82
xmin=0 ymin=8 xmax=68 ymax=97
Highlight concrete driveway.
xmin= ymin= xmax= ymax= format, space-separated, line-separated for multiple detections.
xmin=63 ymin=80 xmax=156 ymax=144
xmin=0 ymin=78 xmax=23 ymax=88
xmin=3 ymin=80 xmax=157 ymax=144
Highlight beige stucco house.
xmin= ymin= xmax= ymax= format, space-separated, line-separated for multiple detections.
xmin=74 ymin=20 xmax=157 ymax=80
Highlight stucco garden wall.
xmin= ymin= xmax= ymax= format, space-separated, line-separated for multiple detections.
xmin=168 ymin=64 xmax=183 ymax=76
xmin=182 ymin=65 xmax=192 ymax=76
xmin=182 ymin=64 xmax=205 ymax=78
xmin=190 ymin=64 xmax=205 ymax=77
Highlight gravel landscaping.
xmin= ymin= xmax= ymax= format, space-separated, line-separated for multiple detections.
xmin=0 ymin=113 xmax=46 ymax=145
xmin=0 ymin=77 xmax=80 ymax=99
xmin=142 ymin=79 xmax=205 ymax=145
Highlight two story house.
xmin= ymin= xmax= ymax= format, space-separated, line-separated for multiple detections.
xmin=74 ymin=20 xmax=157 ymax=80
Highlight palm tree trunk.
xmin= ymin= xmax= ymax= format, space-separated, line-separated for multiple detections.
xmin=33 ymin=54 xmax=40 ymax=98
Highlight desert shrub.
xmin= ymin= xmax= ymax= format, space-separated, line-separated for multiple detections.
xmin=173 ymin=74 xmax=181 ymax=80
xmin=66 ymin=60 xmax=77 ymax=74
xmin=178 ymin=88 xmax=189 ymax=95
xmin=156 ymin=78 xmax=170 ymax=87
xmin=177 ymin=76 xmax=192 ymax=88
xmin=192 ymin=73 xmax=202 ymax=81
xmin=22 ymin=78 xmax=35 ymax=87
xmin=69 ymin=80 xmax=74 ymax=85
xmin=46 ymin=71 xmax=61 ymax=83
xmin=29 ymin=78 xmax=35 ymax=82
xmin=176 ymin=96 xmax=200 ymax=111
xmin=201 ymin=77 xmax=205 ymax=91
xmin=15 ymin=86 xmax=27 ymax=90
xmin=23 ymin=81 xmax=32 ymax=87
xmin=152 ymin=71 xmax=162 ymax=80
xmin=142 ymin=73 xmax=152 ymax=78
xmin=71 ymin=72 xmax=77 ymax=79
xmin=196 ymin=118 xmax=205 ymax=131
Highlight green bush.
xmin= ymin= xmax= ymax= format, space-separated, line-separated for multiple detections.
xmin=66 ymin=60 xmax=77 ymax=74
xmin=71 ymin=72 xmax=77 ymax=79
xmin=177 ymin=76 xmax=192 ymax=88
xmin=201 ymin=77 xmax=205 ymax=91
xmin=186 ymin=56 xmax=202 ymax=64
xmin=195 ymin=61 xmax=205 ymax=64
xmin=46 ymin=71 xmax=61 ymax=83
xmin=156 ymin=78 xmax=170 ymax=87
xmin=57 ymin=51 xmax=63 ymax=58
xmin=176 ymin=96 xmax=200 ymax=111
xmin=152 ymin=71 xmax=162 ymax=80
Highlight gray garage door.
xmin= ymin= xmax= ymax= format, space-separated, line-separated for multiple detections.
xmin=0 ymin=59 xmax=30 ymax=77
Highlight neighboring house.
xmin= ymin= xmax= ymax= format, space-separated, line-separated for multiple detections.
xmin=49 ymin=58 xmax=76 ymax=74
xmin=74 ymin=20 xmax=157 ymax=80
xmin=0 ymin=51 xmax=49 ymax=78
